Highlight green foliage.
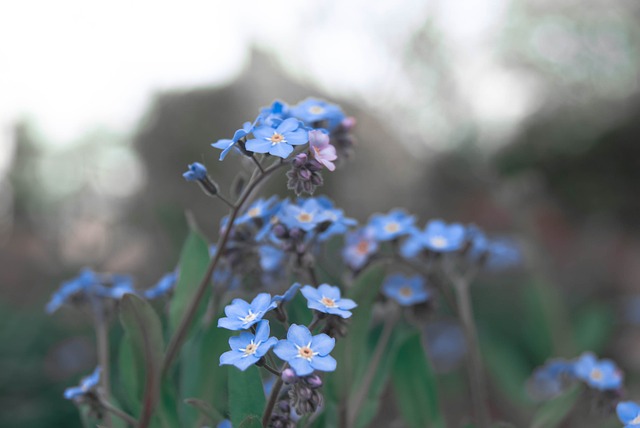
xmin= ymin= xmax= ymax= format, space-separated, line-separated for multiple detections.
xmin=228 ymin=366 xmax=266 ymax=427
xmin=529 ymin=386 xmax=581 ymax=428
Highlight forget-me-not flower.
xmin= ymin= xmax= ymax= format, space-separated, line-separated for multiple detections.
xmin=273 ymin=324 xmax=337 ymax=376
xmin=290 ymin=98 xmax=345 ymax=130
xmin=617 ymin=401 xmax=640 ymax=428
xmin=211 ymin=121 xmax=253 ymax=160
xmin=401 ymin=219 xmax=466 ymax=257
xmin=301 ymin=284 xmax=356 ymax=318
xmin=245 ymin=118 xmax=308 ymax=159
xmin=277 ymin=198 xmax=333 ymax=232
xmin=382 ymin=274 xmax=430 ymax=306
xmin=526 ymin=358 xmax=576 ymax=401
xmin=143 ymin=271 xmax=178 ymax=299
xmin=64 ymin=367 xmax=101 ymax=401
xmin=368 ymin=209 xmax=415 ymax=241
xmin=218 ymin=293 xmax=277 ymax=331
xmin=219 ymin=320 xmax=278 ymax=371
xmin=573 ymin=352 xmax=623 ymax=390
xmin=342 ymin=228 xmax=378 ymax=270
xmin=182 ymin=162 xmax=208 ymax=181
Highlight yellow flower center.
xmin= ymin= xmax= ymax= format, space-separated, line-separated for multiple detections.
xmin=268 ymin=132 xmax=286 ymax=145
xmin=242 ymin=342 xmax=259 ymax=356
xmin=384 ymin=222 xmax=400 ymax=233
xmin=399 ymin=286 xmax=413 ymax=297
xmin=297 ymin=345 xmax=316 ymax=361
xmin=247 ymin=207 xmax=261 ymax=218
xmin=356 ymin=240 xmax=369 ymax=254
xmin=309 ymin=106 xmax=325 ymax=115
xmin=321 ymin=296 xmax=337 ymax=308
xmin=430 ymin=236 xmax=448 ymax=248
xmin=590 ymin=368 xmax=603 ymax=381
xmin=297 ymin=212 xmax=313 ymax=223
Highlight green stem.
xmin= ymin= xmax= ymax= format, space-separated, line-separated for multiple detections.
xmin=453 ymin=275 xmax=490 ymax=428
xmin=100 ymin=399 xmax=139 ymax=427
xmin=94 ymin=306 xmax=112 ymax=428
xmin=347 ymin=309 xmax=398 ymax=427
xmin=262 ymin=364 xmax=287 ymax=427
xmin=161 ymin=161 xmax=287 ymax=375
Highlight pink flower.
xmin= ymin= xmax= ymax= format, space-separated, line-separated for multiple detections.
xmin=309 ymin=130 xmax=337 ymax=171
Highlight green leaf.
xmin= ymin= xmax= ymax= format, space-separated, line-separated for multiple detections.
xmin=118 ymin=338 xmax=141 ymax=415
xmin=392 ymin=333 xmax=444 ymax=428
xmin=119 ymin=294 xmax=166 ymax=427
xmin=184 ymin=398 xmax=224 ymax=426
xmin=573 ymin=305 xmax=614 ymax=353
xmin=228 ymin=365 xmax=266 ymax=428
xmin=238 ymin=415 xmax=263 ymax=428
xmin=169 ymin=229 xmax=210 ymax=335
xmin=529 ymin=386 xmax=581 ymax=428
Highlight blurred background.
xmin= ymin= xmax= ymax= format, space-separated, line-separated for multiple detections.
xmin=2 ymin=0 xmax=640 ymax=426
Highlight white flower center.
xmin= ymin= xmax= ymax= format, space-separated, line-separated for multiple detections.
xmin=631 ymin=415 xmax=640 ymax=425
xmin=240 ymin=310 xmax=258 ymax=324
xmin=240 ymin=340 xmax=261 ymax=357
xmin=268 ymin=132 xmax=287 ymax=145
xmin=399 ymin=286 xmax=413 ymax=297
xmin=320 ymin=296 xmax=337 ymax=308
xmin=590 ymin=368 xmax=603 ymax=381
xmin=309 ymin=106 xmax=325 ymax=115
xmin=384 ymin=222 xmax=400 ymax=233
xmin=296 ymin=342 xmax=318 ymax=361
xmin=247 ymin=207 xmax=261 ymax=218
xmin=430 ymin=235 xmax=448 ymax=248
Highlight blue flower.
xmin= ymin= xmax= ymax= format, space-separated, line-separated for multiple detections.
xmin=211 ymin=121 xmax=253 ymax=160
xmin=218 ymin=293 xmax=277 ymax=330
xmin=277 ymin=198 xmax=333 ymax=232
xmin=143 ymin=271 xmax=178 ymax=299
xmin=64 ymin=366 xmax=101 ymax=400
xmin=245 ymin=118 xmax=308 ymax=159
xmin=302 ymin=196 xmax=357 ymax=241
xmin=382 ymin=274 xmax=430 ymax=306
xmin=256 ymin=100 xmax=290 ymax=127
xmin=401 ymin=219 xmax=466 ymax=257
xmin=272 ymin=283 xmax=302 ymax=305
xmin=617 ymin=401 xmax=640 ymax=428
xmin=573 ymin=352 xmax=623 ymax=390
xmin=217 ymin=420 xmax=232 ymax=428
xmin=526 ymin=359 xmax=576 ymax=401
xmin=300 ymin=284 xmax=356 ymax=318
xmin=485 ymin=239 xmax=521 ymax=270
xmin=259 ymin=245 xmax=286 ymax=272
xmin=237 ymin=196 xmax=282 ymax=226
xmin=342 ymin=228 xmax=378 ymax=270
xmin=368 ymin=209 xmax=415 ymax=241
xmin=219 ymin=320 xmax=278 ymax=371
xmin=46 ymin=268 xmax=97 ymax=314
xmin=183 ymin=162 xmax=208 ymax=181
xmin=290 ymin=98 xmax=345 ymax=131
xmin=273 ymin=324 xmax=337 ymax=376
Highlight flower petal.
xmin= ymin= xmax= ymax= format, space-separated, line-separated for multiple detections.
xmin=288 ymin=357 xmax=314 ymax=376
xmin=269 ymin=142 xmax=294 ymax=159
xmin=287 ymin=324 xmax=312 ymax=347
xmin=310 ymin=333 xmax=335 ymax=355
xmin=310 ymin=355 xmax=337 ymax=372
xmin=245 ymin=138 xmax=272 ymax=154
xmin=255 ymin=337 xmax=278 ymax=358
xmin=338 ymin=298 xmax=357 ymax=310
xmin=273 ymin=340 xmax=299 ymax=361
xmin=285 ymin=129 xmax=309 ymax=145
xmin=276 ymin=117 xmax=300 ymax=134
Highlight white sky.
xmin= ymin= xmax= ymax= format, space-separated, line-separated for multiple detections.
xmin=0 ymin=0 xmax=542 ymax=177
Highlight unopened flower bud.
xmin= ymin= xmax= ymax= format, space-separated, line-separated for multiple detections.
xmin=293 ymin=153 xmax=308 ymax=168
xmin=306 ymin=375 xmax=323 ymax=389
xmin=282 ymin=368 xmax=298 ymax=384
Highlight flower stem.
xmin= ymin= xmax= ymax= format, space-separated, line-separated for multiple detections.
xmin=162 ymin=161 xmax=287 ymax=376
xmin=453 ymin=275 xmax=490 ymax=428
xmin=262 ymin=364 xmax=286 ymax=427
xmin=93 ymin=305 xmax=112 ymax=428
xmin=347 ymin=309 xmax=398 ymax=427
xmin=100 ymin=399 xmax=139 ymax=427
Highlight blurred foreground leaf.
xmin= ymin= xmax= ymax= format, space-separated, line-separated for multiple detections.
xmin=228 ymin=366 xmax=265 ymax=427
xmin=529 ymin=386 xmax=580 ymax=428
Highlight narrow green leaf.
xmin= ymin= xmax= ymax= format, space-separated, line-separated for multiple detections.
xmin=392 ymin=333 xmax=444 ymax=428
xmin=228 ymin=365 xmax=266 ymax=428
xmin=118 ymin=338 xmax=141 ymax=415
xmin=169 ymin=229 xmax=210 ymax=335
xmin=529 ymin=386 xmax=581 ymax=428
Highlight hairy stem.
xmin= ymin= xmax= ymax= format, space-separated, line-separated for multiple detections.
xmin=162 ymin=161 xmax=287 ymax=375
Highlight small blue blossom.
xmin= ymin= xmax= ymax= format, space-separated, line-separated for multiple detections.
xmin=256 ymin=100 xmax=290 ymax=127
xmin=143 ymin=271 xmax=178 ymax=299
xmin=64 ymin=366 xmax=101 ymax=401
xmin=526 ymin=359 xmax=576 ymax=401
xmin=211 ymin=121 xmax=253 ymax=160
xmin=573 ymin=352 xmax=623 ymax=390
xmin=302 ymin=196 xmax=357 ymax=241
xmin=218 ymin=293 xmax=277 ymax=331
xmin=94 ymin=275 xmax=136 ymax=299
xmin=290 ymin=98 xmax=345 ymax=131
xmin=182 ymin=162 xmax=208 ymax=181
xmin=485 ymin=239 xmax=521 ymax=270
xmin=46 ymin=268 xmax=97 ymax=314
xmin=401 ymin=219 xmax=466 ymax=257
xmin=368 ymin=209 xmax=415 ymax=241
xmin=245 ymin=118 xmax=308 ymax=159
xmin=237 ymin=196 xmax=281 ymax=226
xmin=382 ymin=274 xmax=430 ymax=306
xmin=219 ymin=320 xmax=278 ymax=371
xmin=217 ymin=420 xmax=232 ymax=428
xmin=300 ymin=284 xmax=356 ymax=318
xmin=342 ymin=228 xmax=378 ymax=270
xmin=277 ymin=198 xmax=333 ymax=232
xmin=274 ymin=324 xmax=337 ymax=376
xmin=617 ymin=401 xmax=640 ymax=428
xmin=259 ymin=245 xmax=286 ymax=272
xmin=272 ymin=283 xmax=301 ymax=304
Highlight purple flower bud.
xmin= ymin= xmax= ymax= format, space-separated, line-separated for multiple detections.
xmin=293 ymin=153 xmax=308 ymax=168
xmin=282 ymin=368 xmax=298 ymax=384
xmin=289 ymin=227 xmax=304 ymax=240
xmin=273 ymin=224 xmax=288 ymax=239
xmin=298 ymin=168 xmax=312 ymax=180
xmin=306 ymin=375 xmax=323 ymax=389
xmin=341 ymin=116 xmax=356 ymax=130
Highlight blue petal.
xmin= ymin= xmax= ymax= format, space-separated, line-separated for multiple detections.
xmin=317 ymin=284 xmax=340 ymax=300
xmin=301 ymin=285 xmax=321 ymax=301
xmin=229 ymin=332 xmax=253 ymax=350
xmin=617 ymin=401 xmax=640 ymax=423
xmin=220 ymin=350 xmax=243 ymax=366
xmin=289 ymin=357 xmax=314 ymax=376
xmin=274 ymin=340 xmax=299 ymax=361
xmin=269 ymin=143 xmax=294 ymax=158
xmin=254 ymin=320 xmax=271 ymax=342
xmin=310 ymin=354 xmax=337 ymax=372
xmin=255 ymin=337 xmax=278 ymax=358
xmin=212 ymin=139 xmax=233 ymax=150
xmin=311 ymin=333 xmax=335 ymax=355
xmin=225 ymin=299 xmax=251 ymax=318
xmin=277 ymin=117 xmax=300 ymax=134
xmin=235 ymin=355 xmax=260 ymax=371
xmin=245 ymin=138 xmax=272 ymax=154
xmin=287 ymin=324 xmax=312 ymax=347
xmin=217 ymin=318 xmax=244 ymax=331
xmin=252 ymin=126 xmax=275 ymax=140
xmin=338 ymin=298 xmax=357 ymax=310
xmin=307 ymin=300 xmax=329 ymax=314
xmin=251 ymin=293 xmax=274 ymax=313
xmin=284 ymin=129 xmax=308 ymax=145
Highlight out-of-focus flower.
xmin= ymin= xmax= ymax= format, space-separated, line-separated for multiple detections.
xmin=290 ymin=98 xmax=345 ymax=131
xmin=182 ymin=162 xmax=208 ymax=181
xmin=259 ymin=245 xmax=286 ymax=272
xmin=574 ymin=352 xmax=623 ymax=391
xmin=219 ymin=320 xmax=278 ymax=371
xmin=218 ymin=293 xmax=277 ymax=331
xmin=382 ymin=274 xmax=429 ymax=306
xmin=237 ymin=196 xmax=281 ymax=226
xmin=526 ymin=359 xmax=576 ymax=401
xmin=211 ymin=122 xmax=253 ymax=160
xmin=342 ymin=228 xmax=378 ymax=270
xmin=401 ymin=219 xmax=466 ymax=257
xmin=278 ymin=198 xmax=333 ymax=232
xmin=246 ymin=118 xmax=308 ymax=158
xmin=64 ymin=367 xmax=101 ymax=401
xmin=308 ymin=130 xmax=337 ymax=171
xmin=368 ymin=210 xmax=415 ymax=242
xmin=300 ymin=284 xmax=356 ymax=319
xmin=143 ymin=271 xmax=178 ymax=299
xmin=617 ymin=401 xmax=640 ymax=428
xmin=274 ymin=324 xmax=336 ymax=376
